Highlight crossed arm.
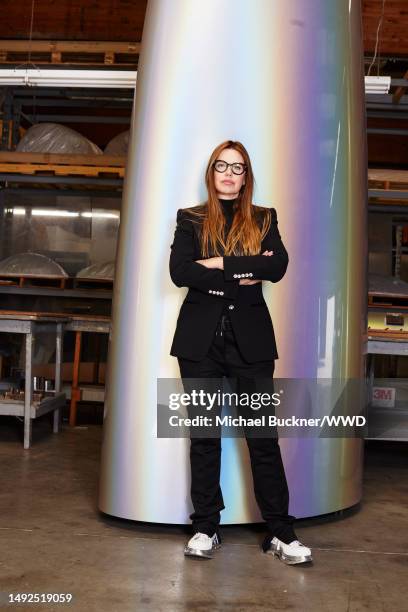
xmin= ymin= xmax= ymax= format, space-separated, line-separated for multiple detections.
xmin=169 ymin=207 xmax=288 ymax=299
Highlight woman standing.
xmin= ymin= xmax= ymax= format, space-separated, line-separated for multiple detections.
xmin=169 ymin=140 xmax=312 ymax=565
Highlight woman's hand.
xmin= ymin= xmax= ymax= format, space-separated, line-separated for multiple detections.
xmin=195 ymin=256 xmax=223 ymax=269
xmin=195 ymin=250 xmax=273 ymax=273
xmin=239 ymin=251 xmax=272 ymax=284
xmin=239 ymin=278 xmax=261 ymax=285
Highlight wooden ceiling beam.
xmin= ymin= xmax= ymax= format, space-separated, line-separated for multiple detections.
xmin=0 ymin=40 xmax=141 ymax=53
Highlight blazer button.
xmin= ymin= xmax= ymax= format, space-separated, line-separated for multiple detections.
xmin=229 ymin=304 xmax=234 ymax=310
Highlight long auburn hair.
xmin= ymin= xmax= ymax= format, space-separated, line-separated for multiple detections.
xmin=185 ymin=140 xmax=272 ymax=257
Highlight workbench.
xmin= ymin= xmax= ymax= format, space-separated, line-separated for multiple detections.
xmin=0 ymin=311 xmax=68 ymax=448
xmin=0 ymin=311 xmax=112 ymax=443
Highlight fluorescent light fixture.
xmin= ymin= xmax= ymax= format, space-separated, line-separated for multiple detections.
xmin=5 ymin=208 xmax=120 ymax=218
xmin=81 ymin=212 xmax=119 ymax=219
xmin=0 ymin=69 xmax=390 ymax=95
xmin=31 ymin=209 xmax=80 ymax=217
xmin=365 ymin=76 xmax=391 ymax=95
xmin=0 ymin=68 xmax=137 ymax=89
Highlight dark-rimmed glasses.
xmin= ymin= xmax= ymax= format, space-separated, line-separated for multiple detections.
xmin=213 ymin=160 xmax=247 ymax=175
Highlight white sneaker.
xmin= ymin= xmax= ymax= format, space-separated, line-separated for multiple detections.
xmin=266 ymin=536 xmax=313 ymax=565
xmin=184 ymin=532 xmax=221 ymax=559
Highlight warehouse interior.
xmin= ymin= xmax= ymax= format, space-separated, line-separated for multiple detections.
xmin=0 ymin=1 xmax=407 ymax=611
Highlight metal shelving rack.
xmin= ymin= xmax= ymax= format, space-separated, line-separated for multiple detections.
xmin=0 ymin=85 xmax=131 ymax=442
xmin=367 ymin=168 xmax=408 ymax=441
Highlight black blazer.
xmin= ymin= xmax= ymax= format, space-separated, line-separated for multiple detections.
xmin=169 ymin=205 xmax=289 ymax=362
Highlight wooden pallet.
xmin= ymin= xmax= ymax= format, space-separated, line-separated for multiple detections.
xmin=0 ymin=274 xmax=114 ymax=291
xmin=369 ymin=294 xmax=408 ymax=309
xmin=368 ymin=168 xmax=408 ymax=203
xmin=0 ymin=40 xmax=140 ymax=67
xmin=0 ymin=152 xmax=126 ymax=179
xmin=367 ymin=328 xmax=408 ymax=340
xmin=0 ymin=274 xmax=68 ymax=289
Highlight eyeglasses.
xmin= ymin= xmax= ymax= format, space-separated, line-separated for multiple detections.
xmin=213 ymin=159 xmax=247 ymax=175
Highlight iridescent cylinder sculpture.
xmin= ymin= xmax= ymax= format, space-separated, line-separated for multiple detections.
xmin=99 ymin=0 xmax=367 ymax=522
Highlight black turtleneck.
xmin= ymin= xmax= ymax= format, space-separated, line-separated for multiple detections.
xmin=218 ymin=197 xmax=238 ymax=233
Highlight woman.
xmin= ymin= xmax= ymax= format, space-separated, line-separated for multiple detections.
xmin=169 ymin=140 xmax=312 ymax=565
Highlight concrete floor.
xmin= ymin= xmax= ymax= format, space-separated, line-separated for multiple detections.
xmin=0 ymin=413 xmax=407 ymax=612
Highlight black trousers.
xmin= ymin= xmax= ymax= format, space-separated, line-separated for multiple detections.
xmin=177 ymin=314 xmax=297 ymax=543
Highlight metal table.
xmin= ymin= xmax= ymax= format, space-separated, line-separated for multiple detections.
xmin=0 ymin=312 xmax=69 ymax=448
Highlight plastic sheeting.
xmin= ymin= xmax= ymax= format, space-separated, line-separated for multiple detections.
xmin=104 ymin=130 xmax=129 ymax=156
xmin=76 ymin=261 xmax=115 ymax=280
xmin=17 ymin=123 xmax=103 ymax=155
xmin=0 ymin=252 xmax=68 ymax=277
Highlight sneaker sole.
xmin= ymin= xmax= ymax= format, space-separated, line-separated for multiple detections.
xmin=184 ymin=543 xmax=221 ymax=559
xmin=266 ymin=547 xmax=313 ymax=565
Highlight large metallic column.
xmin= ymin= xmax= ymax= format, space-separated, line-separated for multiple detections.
xmin=99 ymin=0 xmax=367 ymax=522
